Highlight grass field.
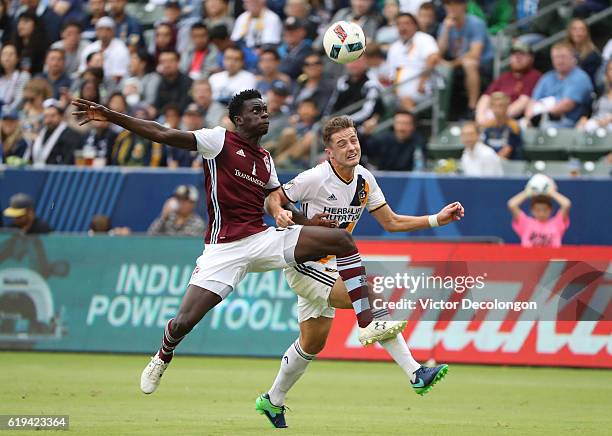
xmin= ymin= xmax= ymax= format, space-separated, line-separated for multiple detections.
xmin=2 ymin=352 xmax=611 ymax=435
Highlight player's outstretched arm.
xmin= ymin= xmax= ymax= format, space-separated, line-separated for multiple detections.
xmin=71 ymin=98 xmax=196 ymax=151
xmin=371 ymin=202 xmax=464 ymax=232
xmin=507 ymin=190 xmax=529 ymax=219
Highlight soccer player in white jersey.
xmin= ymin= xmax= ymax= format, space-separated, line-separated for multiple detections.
xmin=256 ymin=115 xmax=464 ymax=428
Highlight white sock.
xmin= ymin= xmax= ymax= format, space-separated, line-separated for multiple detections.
xmin=268 ymin=339 xmax=315 ymax=406
xmin=380 ymin=334 xmax=421 ymax=382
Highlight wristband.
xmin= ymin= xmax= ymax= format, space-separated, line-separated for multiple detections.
xmin=428 ymin=214 xmax=439 ymax=228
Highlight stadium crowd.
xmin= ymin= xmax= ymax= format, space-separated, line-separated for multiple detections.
xmin=0 ymin=0 xmax=610 ymax=172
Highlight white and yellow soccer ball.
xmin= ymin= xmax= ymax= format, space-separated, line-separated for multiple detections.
xmin=323 ymin=21 xmax=366 ymax=64
xmin=526 ymin=173 xmax=556 ymax=196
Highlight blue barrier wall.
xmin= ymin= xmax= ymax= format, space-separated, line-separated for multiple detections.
xmin=1 ymin=167 xmax=611 ymax=245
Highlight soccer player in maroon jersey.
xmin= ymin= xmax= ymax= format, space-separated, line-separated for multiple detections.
xmin=72 ymin=90 xmax=406 ymax=397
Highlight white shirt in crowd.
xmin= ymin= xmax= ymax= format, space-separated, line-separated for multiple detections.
xmin=79 ymin=38 xmax=130 ymax=79
xmin=384 ymin=31 xmax=439 ymax=101
xmin=208 ymin=69 xmax=257 ymax=103
xmin=461 ymin=142 xmax=504 ymax=177
xmin=399 ymin=0 xmax=428 ymax=14
xmin=231 ymin=8 xmax=282 ymax=48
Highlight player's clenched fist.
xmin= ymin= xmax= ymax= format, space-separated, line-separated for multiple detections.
xmin=436 ymin=202 xmax=465 ymax=226
xmin=275 ymin=210 xmax=295 ymax=228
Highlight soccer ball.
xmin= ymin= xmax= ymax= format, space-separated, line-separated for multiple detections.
xmin=323 ymin=21 xmax=366 ymax=64
xmin=526 ymin=174 xmax=555 ymax=196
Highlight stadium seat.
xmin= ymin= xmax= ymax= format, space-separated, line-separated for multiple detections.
xmin=526 ymin=160 xmax=575 ymax=178
xmin=568 ymin=130 xmax=612 ymax=161
xmin=522 ymin=128 xmax=573 ymax=161
xmin=500 ymin=159 xmax=527 ymax=176
xmin=427 ymin=124 xmax=463 ymax=159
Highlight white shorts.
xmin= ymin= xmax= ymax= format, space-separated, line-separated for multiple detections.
xmin=189 ymin=226 xmax=303 ymax=299
xmin=284 ymin=262 xmax=339 ymax=323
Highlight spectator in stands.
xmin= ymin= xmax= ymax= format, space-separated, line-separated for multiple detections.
xmin=180 ymin=22 xmax=219 ymax=81
xmin=12 ymin=10 xmax=49 ymax=75
xmin=79 ymin=116 xmax=117 ymax=165
xmin=204 ymin=0 xmax=234 ymax=31
xmin=231 ymin=0 xmax=282 ymax=50
xmin=565 ymin=18 xmax=602 ymax=86
xmin=278 ymin=17 xmax=313 ymax=80
xmin=17 ymin=0 xmax=62 ymax=42
xmin=291 ymin=53 xmax=335 ymax=116
xmin=3 ymin=193 xmax=52 ymax=234
xmin=189 ymin=79 xmax=226 ymax=128
xmin=525 ymin=42 xmax=593 ymax=129
xmin=154 ymin=50 xmax=193 ymax=113
xmin=209 ymin=24 xmax=259 ymax=72
xmin=152 ymin=22 xmax=178 ymax=64
xmin=273 ymin=98 xmax=320 ymax=168
xmin=20 ymin=78 xmax=53 ymax=141
xmin=577 ymin=60 xmax=612 ymax=133
xmin=0 ymin=43 xmax=31 ymax=113
xmin=167 ymin=103 xmax=202 ymax=168
xmin=108 ymin=0 xmax=142 ymax=45
xmin=26 ymin=99 xmax=81 ymax=165
xmin=481 ymin=92 xmax=522 ymax=159
xmin=417 ymin=2 xmax=438 ymax=37
xmin=1 ymin=109 xmax=28 ymax=163
xmin=89 ymin=214 xmax=131 ymax=236
xmin=262 ymin=80 xmax=291 ymax=149
xmin=38 ymin=49 xmax=72 ymax=100
xmin=255 ymin=48 xmax=291 ymax=95
xmin=80 ymin=17 xmax=130 ymax=84
xmin=385 ymin=12 xmax=439 ymax=111
xmin=437 ymin=0 xmax=494 ymax=118
xmin=460 ymin=121 xmax=503 ymax=176
xmin=209 ymin=46 xmax=256 ymax=104
xmin=507 ymin=182 xmax=571 ymax=248
xmin=476 ymin=41 xmax=541 ymax=125
xmin=51 ymin=21 xmax=89 ymax=79
xmin=284 ymin=0 xmax=320 ymax=41
xmin=148 ymin=185 xmax=205 ymax=236
xmin=162 ymin=1 xmax=184 ymax=51
xmin=375 ymin=0 xmax=400 ymax=48
xmin=0 ymin=0 xmax=9 ymax=42
xmin=361 ymin=110 xmax=427 ymax=171
xmin=82 ymin=0 xmax=106 ymax=41
xmin=319 ymin=0 xmax=384 ymax=47
xmin=466 ymin=0 xmax=513 ymax=35
xmin=110 ymin=106 xmax=167 ymax=167
xmin=121 ymin=49 xmax=160 ymax=108
xmin=326 ymin=57 xmax=384 ymax=127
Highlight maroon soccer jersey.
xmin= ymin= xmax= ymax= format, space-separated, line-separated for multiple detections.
xmin=191 ymin=127 xmax=280 ymax=244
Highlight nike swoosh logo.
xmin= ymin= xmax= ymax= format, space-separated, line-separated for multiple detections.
xmin=412 ymin=378 xmax=425 ymax=388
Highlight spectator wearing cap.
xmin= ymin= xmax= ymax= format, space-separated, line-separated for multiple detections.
xmin=24 ymin=99 xmax=82 ymax=165
xmin=481 ymin=92 xmax=523 ymax=160
xmin=291 ymin=53 xmax=334 ymax=116
xmin=154 ymin=50 xmax=193 ymax=113
xmin=51 ymin=21 xmax=90 ymax=80
xmin=437 ymin=0 xmax=494 ymax=118
xmin=107 ymin=0 xmax=143 ymax=45
xmin=81 ymin=0 xmax=107 ymax=41
xmin=1 ymin=109 xmax=28 ymax=163
xmin=80 ymin=17 xmax=130 ymax=83
xmin=316 ymin=0 xmax=383 ymax=49
xmin=189 ymin=79 xmax=225 ymax=128
xmin=255 ymin=48 xmax=291 ymax=96
xmin=0 ymin=43 xmax=31 ymax=113
xmin=262 ymin=81 xmax=291 ymax=149
xmin=209 ymin=46 xmax=257 ymax=104
xmin=525 ymin=42 xmax=593 ymax=129
xmin=231 ymin=0 xmax=282 ymax=50
xmin=167 ymin=103 xmax=203 ymax=168
xmin=476 ymin=41 xmax=542 ymax=125
xmin=180 ymin=22 xmax=219 ymax=81
xmin=3 ymin=193 xmax=51 ymax=234
xmin=278 ymin=17 xmax=312 ymax=80
xmin=384 ymin=12 xmax=439 ymax=111
xmin=284 ymin=0 xmax=320 ymax=42
xmin=148 ymin=185 xmax=206 ymax=236
xmin=37 ymin=48 xmax=73 ymax=100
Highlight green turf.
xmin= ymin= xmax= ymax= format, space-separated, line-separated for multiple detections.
xmin=2 ymin=352 xmax=611 ymax=435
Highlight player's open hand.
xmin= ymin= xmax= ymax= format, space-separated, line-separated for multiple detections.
xmin=307 ymin=213 xmax=338 ymax=228
xmin=436 ymin=201 xmax=464 ymax=225
xmin=275 ymin=209 xmax=295 ymax=228
xmin=72 ymin=98 xmax=109 ymax=125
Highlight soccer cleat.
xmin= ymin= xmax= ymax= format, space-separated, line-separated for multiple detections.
xmin=255 ymin=393 xmax=288 ymax=428
xmin=411 ymin=364 xmax=449 ymax=396
xmin=140 ymin=355 xmax=169 ymax=394
xmin=358 ymin=320 xmax=407 ymax=346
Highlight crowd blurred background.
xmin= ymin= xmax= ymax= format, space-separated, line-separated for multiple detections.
xmin=0 ymin=0 xmax=610 ymax=174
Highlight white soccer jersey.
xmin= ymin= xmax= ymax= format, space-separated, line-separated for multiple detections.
xmin=283 ymin=160 xmax=386 ymax=242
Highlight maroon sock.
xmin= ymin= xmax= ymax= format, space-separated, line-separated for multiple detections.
xmin=336 ymin=249 xmax=372 ymax=328
xmin=157 ymin=318 xmax=184 ymax=363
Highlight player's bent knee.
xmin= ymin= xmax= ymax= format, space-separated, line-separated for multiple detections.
xmin=300 ymin=336 xmax=326 ymax=355
xmin=171 ymin=314 xmax=196 ymax=337
xmin=336 ymin=229 xmax=356 ymax=254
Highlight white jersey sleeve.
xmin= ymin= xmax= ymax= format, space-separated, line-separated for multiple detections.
xmin=265 ymin=155 xmax=281 ymax=190
xmin=364 ymin=170 xmax=387 ymax=212
xmin=190 ymin=126 xmax=226 ymax=159
xmin=282 ymin=166 xmax=323 ymax=203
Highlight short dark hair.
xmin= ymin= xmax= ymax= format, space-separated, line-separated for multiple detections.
xmin=47 ymin=47 xmax=65 ymax=59
xmin=395 ymin=110 xmax=416 ymax=122
xmin=260 ymin=48 xmax=280 ymax=61
xmin=159 ymin=50 xmax=180 ymax=60
xmin=397 ymin=12 xmax=418 ymax=26
xmin=61 ymin=19 xmax=82 ymax=33
xmin=162 ymin=103 xmax=182 ymax=116
xmin=228 ymin=89 xmax=262 ymax=125
xmin=531 ymin=195 xmax=553 ymax=209
xmin=419 ymin=1 xmax=436 ymax=12
xmin=323 ymin=115 xmax=355 ymax=146
xmin=209 ymin=24 xmax=229 ymax=41
xmin=191 ymin=21 xmax=208 ymax=32
xmin=224 ymin=45 xmax=244 ymax=60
